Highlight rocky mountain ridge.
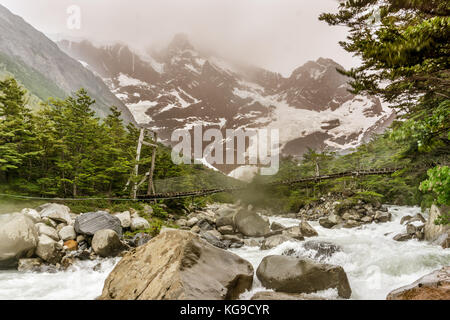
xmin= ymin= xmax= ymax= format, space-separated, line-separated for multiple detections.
xmin=58 ymin=34 xmax=396 ymax=176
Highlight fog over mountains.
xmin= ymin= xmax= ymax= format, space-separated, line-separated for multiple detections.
xmin=0 ymin=2 xmax=396 ymax=176
xmin=58 ymin=34 xmax=395 ymax=174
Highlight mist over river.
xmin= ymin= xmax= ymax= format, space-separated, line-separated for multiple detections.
xmin=0 ymin=205 xmax=449 ymax=300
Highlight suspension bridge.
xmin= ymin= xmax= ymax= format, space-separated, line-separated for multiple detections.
xmin=0 ymin=167 xmax=402 ymax=202
xmin=136 ymin=167 xmax=402 ymax=200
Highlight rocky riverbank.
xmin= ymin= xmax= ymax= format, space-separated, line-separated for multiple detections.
xmin=0 ymin=203 xmax=155 ymax=271
xmin=0 ymin=199 xmax=449 ymax=300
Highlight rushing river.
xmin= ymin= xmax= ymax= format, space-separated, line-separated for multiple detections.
xmin=0 ymin=205 xmax=449 ymax=300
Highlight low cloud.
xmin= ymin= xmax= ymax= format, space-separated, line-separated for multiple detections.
xmin=0 ymin=0 xmax=357 ymax=76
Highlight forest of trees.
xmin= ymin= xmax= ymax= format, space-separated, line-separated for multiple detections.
xmin=0 ymin=79 xmax=238 ymax=205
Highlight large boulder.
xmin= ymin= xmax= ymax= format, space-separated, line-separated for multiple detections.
xmin=35 ymin=234 xmax=62 ymax=264
xmin=300 ymin=220 xmax=318 ymax=237
xmin=234 ymin=209 xmax=270 ymax=237
xmin=0 ymin=213 xmax=39 ymax=269
xmin=92 ymin=229 xmax=127 ymax=257
xmin=282 ymin=226 xmax=304 ymax=240
xmin=256 ymin=255 xmax=351 ymax=299
xmin=387 ymin=266 xmax=450 ymax=300
xmin=74 ymin=211 xmax=122 ymax=236
xmin=99 ymin=230 xmax=254 ymax=300
xmin=261 ymin=235 xmax=298 ymax=250
xmin=424 ymin=205 xmax=449 ymax=248
xmin=38 ymin=203 xmax=72 ymax=224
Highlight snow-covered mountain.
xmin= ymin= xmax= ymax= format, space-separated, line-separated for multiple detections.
xmin=58 ymin=34 xmax=395 ymax=173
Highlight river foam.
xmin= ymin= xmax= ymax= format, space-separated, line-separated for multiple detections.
xmin=231 ymin=205 xmax=450 ymax=300
xmin=0 ymin=206 xmax=448 ymax=300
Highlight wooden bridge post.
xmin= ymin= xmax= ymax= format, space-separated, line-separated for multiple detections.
xmin=129 ymin=127 xmax=158 ymax=199
xmin=132 ymin=128 xmax=145 ymax=199
xmin=147 ymin=131 xmax=157 ymax=196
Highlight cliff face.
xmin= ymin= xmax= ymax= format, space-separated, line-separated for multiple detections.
xmin=0 ymin=4 xmax=135 ymax=124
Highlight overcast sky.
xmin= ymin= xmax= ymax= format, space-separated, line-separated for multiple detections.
xmin=0 ymin=0 xmax=357 ymax=76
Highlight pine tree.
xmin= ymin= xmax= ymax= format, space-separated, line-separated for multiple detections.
xmin=0 ymin=78 xmax=36 ymax=182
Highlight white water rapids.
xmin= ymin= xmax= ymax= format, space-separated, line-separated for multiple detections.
xmin=0 ymin=205 xmax=449 ymax=300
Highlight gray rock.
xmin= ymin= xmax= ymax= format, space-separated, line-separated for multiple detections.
xmin=215 ymin=207 xmax=237 ymax=227
xmin=176 ymin=219 xmax=188 ymax=227
xmin=186 ymin=217 xmax=199 ymax=227
xmin=199 ymin=231 xmax=227 ymax=249
xmin=261 ymin=235 xmax=298 ymax=250
xmin=36 ymin=223 xmax=59 ymax=241
xmin=92 ymin=229 xmax=127 ymax=257
xmin=130 ymin=233 xmax=153 ymax=247
xmin=99 ymin=230 xmax=254 ymax=300
xmin=319 ymin=216 xmax=338 ymax=229
xmin=190 ymin=225 xmax=201 ymax=233
xmin=39 ymin=203 xmax=72 ymax=224
xmin=197 ymin=219 xmax=214 ymax=231
xmin=114 ymin=211 xmax=131 ymax=228
xmin=35 ymin=234 xmax=62 ymax=264
xmin=281 ymin=226 xmax=304 ymax=240
xmin=300 ymin=220 xmax=318 ymax=237
xmin=270 ymin=221 xmax=285 ymax=231
xmin=0 ymin=213 xmax=39 ymax=269
xmin=406 ymin=223 xmax=418 ymax=235
xmin=374 ymin=211 xmax=391 ymax=223
xmin=234 ymin=209 xmax=270 ymax=237
xmin=130 ymin=217 xmax=150 ymax=231
xmin=343 ymin=219 xmax=360 ymax=228
xmin=342 ymin=212 xmax=360 ymax=221
xmin=75 ymin=211 xmax=122 ymax=236
xmin=256 ymin=255 xmax=352 ymax=299
xmin=58 ymin=225 xmax=76 ymax=241
xmin=361 ymin=216 xmax=373 ymax=223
